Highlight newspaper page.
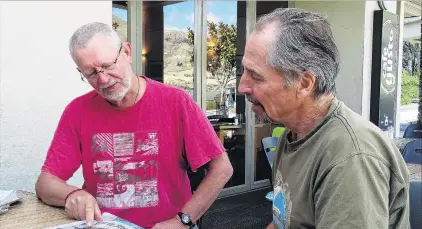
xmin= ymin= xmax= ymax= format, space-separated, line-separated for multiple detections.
xmin=0 ymin=190 xmax=20 ymax=215
xmin=44 ymin=212 xmax=144 ymax=229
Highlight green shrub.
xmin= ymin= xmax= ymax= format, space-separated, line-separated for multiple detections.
xmin=206 ymin=101 xmax=217 ymax=110
xmin=401 ymin=71 xmax=419 ymax=105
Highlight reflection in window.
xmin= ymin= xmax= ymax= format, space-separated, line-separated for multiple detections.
xmin=203 ymin=1 xmax=237 ymax=117
xmin=163 ymin=2 xmax=195 ymax=96
xmin=112 ymin=3 xmax=128 ymax=42
xmin=203 ymin=1 xmax=247 ymax=188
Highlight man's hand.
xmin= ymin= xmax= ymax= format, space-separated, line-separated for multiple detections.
xmin=64 ymin=189 xmax=103 ymax=227
xmin=151 ymin=216 xmax=188 ymax=229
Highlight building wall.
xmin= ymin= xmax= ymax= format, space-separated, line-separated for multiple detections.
xmin=0 ymin=1 xmax=112 ymax=191
xmin=293 ymin=1 xmax=381 ymax=118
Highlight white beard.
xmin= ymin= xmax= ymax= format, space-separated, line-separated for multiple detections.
xmin=100 ymin=71 xmax=132 ymax=102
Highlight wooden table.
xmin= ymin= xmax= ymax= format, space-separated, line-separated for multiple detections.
xmin=0 ymin=191 xmax=74 ymax=229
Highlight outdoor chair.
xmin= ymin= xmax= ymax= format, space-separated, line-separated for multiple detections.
xmin=272 ymin=127 xmax=286 ymax=138
xmin=403 ymin=122 xmax=422 ymax=138
xmin=261 ymin=136 xmax=279 ymax=202
xmin=410 ymin=180 xmax=422 ymax=229
xmin=261 ymin=137 xmax=279 ymax=169
xmin=402 ymin=139 xmax=422 ymax=164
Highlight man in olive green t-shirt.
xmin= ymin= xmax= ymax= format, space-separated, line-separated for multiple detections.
xmin=271 ymin=97 xmax=409 ymax=229
xmin=238 ymin=8 xmax=410 ymax=229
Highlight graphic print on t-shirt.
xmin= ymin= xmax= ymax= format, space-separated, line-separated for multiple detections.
xmin=92 ymin=131 xmax=159 ymax=209
xmin=136 ymin=132 xmax=159 ymax=156
xmin=273 ymin=170 xmax=292 ymax=229
xmin=92 ymin=133 xmax=113 ymax=156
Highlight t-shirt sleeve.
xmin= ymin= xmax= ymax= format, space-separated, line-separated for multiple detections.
xmin=178 ymin=92 xmax=226 ymax=171
xmin=314 ymin=153 xmax=408 ymax=229
xmin=41 ymin=102 xmax=82 ymax=181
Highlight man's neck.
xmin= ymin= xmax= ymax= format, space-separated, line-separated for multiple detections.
xmin=286 ymin=94 xmax=334 ymax=140
xmin=112 ymin=74 xmax=146 ymax=109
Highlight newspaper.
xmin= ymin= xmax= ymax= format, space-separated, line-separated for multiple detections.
xmin=0 ymin=190 xmax=20 ymax=215
xmin=44 ymin=212 xmax=144 ymax=229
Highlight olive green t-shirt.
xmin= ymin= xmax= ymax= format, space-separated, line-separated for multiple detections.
xmin=272 ymin=98 xmax=410 ymax=229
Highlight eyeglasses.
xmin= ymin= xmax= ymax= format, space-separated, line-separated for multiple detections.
xmin=79 ymin=43 xmax=123 ymax=81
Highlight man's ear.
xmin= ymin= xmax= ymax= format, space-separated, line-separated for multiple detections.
xmin=123 ymin=42 xmax=133 ymax=64
xmin=296 ymin=71 xmax=316 ymax=99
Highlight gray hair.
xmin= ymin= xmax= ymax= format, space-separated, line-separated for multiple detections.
xmin=255 ymin=8 xmax=340 ymax=97
xmin=69 ymin=22 xmax=121 ymax=60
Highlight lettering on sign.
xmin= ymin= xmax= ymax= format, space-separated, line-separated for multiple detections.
xmin=381 ymin=20 xmax=397 ymax=94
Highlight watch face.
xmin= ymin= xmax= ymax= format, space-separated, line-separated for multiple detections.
xmin=178 ymin=212 xmax=192 ymax=225
xmin=182 ymin=215 xmax=190 ymax=223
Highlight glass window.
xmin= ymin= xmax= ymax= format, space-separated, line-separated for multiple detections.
xmin=139 ymin=1 xmax=195 ymax=95
xmin=112 ymin=3 xmax=128 ymax=42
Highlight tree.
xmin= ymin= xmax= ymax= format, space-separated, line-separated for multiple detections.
xmin=112 ymin=22 xmax=119 ymax=30
xmin=187 ymin=21 xmax=237 ymax=103
xmin=400 ymin=71 xmax=419 ymax=105
xmin=403 ymin=41 xmax=421 ymax=76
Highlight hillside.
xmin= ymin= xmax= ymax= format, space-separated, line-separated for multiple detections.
xmin=162 ymin=29 xmax=235 ymax=97
xmin=112 ymin=15 xmax=128 ymax=42
xmin=162 ymin=29 xmax=195 ymax=90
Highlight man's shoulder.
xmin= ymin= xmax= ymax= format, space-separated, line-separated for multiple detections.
xmin=146 ymin=78 xmax=191 ymax=101
xmin=317 ymin=101 xmax=405 ymax=171
xmin=329 ymin=101 xmax=393 ymax=151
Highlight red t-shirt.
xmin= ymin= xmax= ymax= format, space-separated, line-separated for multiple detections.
xmin=41 ymin=77 xmax=225 ymax=228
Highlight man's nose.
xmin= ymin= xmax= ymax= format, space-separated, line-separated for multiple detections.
xmin=238 ymin=76 xmax=252 ymax=95
xmin=97 ymin=71 xmax=110 ymax=84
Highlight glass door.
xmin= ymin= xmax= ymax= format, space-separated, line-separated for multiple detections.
xmin=139 ymin=0 xmax=274 ymax=197
xmin=204 ymin=0 xmax=247 ymax=193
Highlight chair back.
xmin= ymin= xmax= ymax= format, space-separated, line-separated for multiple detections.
xmin=403 ymin=122 xmax=422 ymax=138
xmin=402 ymin=139 xmax=422 ymax=164
xmin=272 ymin=127 xmax=286 ymax=137
xmin=410 ymin=180 xmax=422 ymax=229
xmin=262 ymin=136 xmax=279 ymax=168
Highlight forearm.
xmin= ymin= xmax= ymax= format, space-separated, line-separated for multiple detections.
xmin=266 ymin=222 xmax=275 ymax=229
xmin=35 ymin=171 xmax=79 ymax=207
xmin=181 ymin=154 xmax=233 ymax=222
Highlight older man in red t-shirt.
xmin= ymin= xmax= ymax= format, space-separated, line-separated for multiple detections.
xmin=35 ymin=22 xmax=233 ymax=229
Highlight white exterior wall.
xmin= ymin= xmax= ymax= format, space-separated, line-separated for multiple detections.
xmin=0 ymin=1 xmax=112 ymax=191
xmin=404 ymin=18 xmax=422 ymax=41
xmin=293 ymin=1 xmax=381 ymax=119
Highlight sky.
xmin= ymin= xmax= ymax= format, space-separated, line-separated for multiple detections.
xmin=112 ymin=1 xmax=237 ymax=30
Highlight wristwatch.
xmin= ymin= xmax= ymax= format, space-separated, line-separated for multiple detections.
xmin=177 ymin=212 xmax=197 ymax=228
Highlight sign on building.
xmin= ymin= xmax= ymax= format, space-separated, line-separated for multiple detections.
xmin=370 ymin=10 xmax=399 ymax=137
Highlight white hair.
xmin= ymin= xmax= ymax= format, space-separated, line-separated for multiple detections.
xmin=255 ymin=8 xmax=340 ymax=98
xmin=69 ymin=22 xmax=121 ymax=60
